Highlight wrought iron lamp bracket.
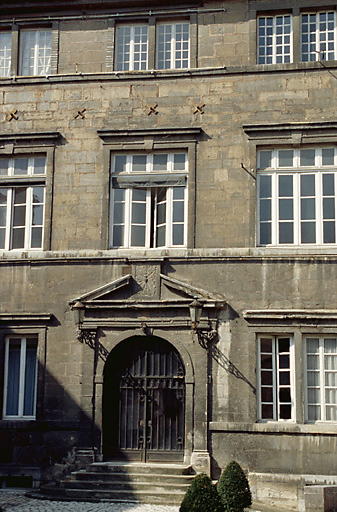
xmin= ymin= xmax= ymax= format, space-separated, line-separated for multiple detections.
xmin=77 ymin=329 xmax=96 ymax=348
xmin=195 ymin=328 xmax=218 ymax=349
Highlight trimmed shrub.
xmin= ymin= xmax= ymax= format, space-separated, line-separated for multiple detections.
xmin=180 ymin=473 xmax=225 ymax=512
xmin=217 ymin=461 xmax=252 ymax=512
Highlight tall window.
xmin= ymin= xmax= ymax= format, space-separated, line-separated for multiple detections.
xmin=20 ymin=29 xmax=51 ymax=76
xmin=257 ymin=15 xmax=292 ymax=64
xmin=0 ymin=156 xmax=46 ymax=250
xmin=257 ymin=147 xmax=337 ymax=246
xmin=302 ymin=11 xmax=336 ymax=62
xmin=305 ymin=337 xmax=337 ymax=422
xmin=157 ymin=23 xmax=190 ymax=69
xmin=0 ymin=32 xmax=11 ymax=77
xmin=3 ymin=336 xmax=38 ymax=419
xmin=115 ymin=25 xmax=148 ymax=71
xmin=257 ymin=336 xmax=294 ymax=421
xmin=110 ymin=152 xmax=187 ymax=248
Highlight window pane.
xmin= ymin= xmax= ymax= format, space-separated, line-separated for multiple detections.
xmin=157 ymin=202 xmax=166 ymax=225
xmin=23 ymin=340 xmax=37 ymax=416
xmin=301 ymin=198 xmax=315 ymax=219
xmin=323 ymin=174 xmax=335 ymax=196
xmin=6 ymin=340 xmax=21 ymax=416
xmin=173 ymin=153 xmax=186 ymax=170
xmin=279 ymin=175 xmax=293 ymax=196
xmin=132 ymin=202 xmax=146 ymax=224
xmin=279 ymin=199 xmax=293 ymax=220
xmin=261 ymin=404 xmax=274 ymax=419
xmin=132 ymin=155 xmax=147 ymax=172
xmin=0 ymin=158 xmax=9 ymax=176
xmin=12 ymin=228 xmax=25 ymax=249
xmin=259 ymin=151 xmax=272 ymax=169
xmin=14 ymin=158 xmax=29 ymax=175
xmin=260 ymin=199 xmax=271 ymax=221
xmin=279 ymin=222 xmax=293 ymax=243
xmin=113 ymin=225 xmax=124 ymax=247
xmin=156 ymin=225 xmax=166 ymax=247
xmin=322 ymin=148 xmax=335 ymax=166
xmin=32 ymin=205 xmax=44 ymax=225
xmin=153 ymin=154 xmax=168 ymax=171
xmin=279 ymin=404 xmax=291 ymax=419
xmin=0 ymin=32 xmax=12 ymax=77
xmin=173 ymin=201 xmax=184 ymax=222
xmin=307 ymin=338 xmax=319 ymax=353
xmin=261 ymin=371 xmax=273 ymax=385
xmin=260 ymin=223 xmax=271 ymax=244
xmin=301 ymin=222 xmax=316 ymax=243
xmin=131 ymin=225 xmax=146 ymax=246
xmin=324 ymin=221 xmax=335 ymax=243
xmin=114 ymin=155 xmax=127 ymax=173
xmin=260 ymin=338 xmax=272 ymax=352
xmin=259 ymin=175 xmax=271 ymax=198
xmin=300 ymin=149 xmax=316 ymax=166
xmin=31 ymin=227 xmax=43 ymax=248
xmin=279 ymin=150 xmax=294 ymax=167
xmin=173 ymin=224 xmax=184 ymax=245
xmin=33 ymin=156 xmax=46 ymax=175
xmin=173 ymin=187 xmax=184 ymax=200
xmin=301 ymin=174 xmax=315 ymax=196
xmin=323 ymin=198 xmax=335 ymax=219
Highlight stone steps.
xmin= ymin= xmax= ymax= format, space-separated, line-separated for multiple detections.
xmin=38 ymin=462 xmax=195 ymax=505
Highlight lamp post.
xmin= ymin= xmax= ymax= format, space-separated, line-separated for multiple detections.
xmin=72 ymin=301 xmax=85 ymax=336
xmin=189 ymin=298 xmax=203 ymax=331
xmin=189 ymin=298 xmax=218 ymax=348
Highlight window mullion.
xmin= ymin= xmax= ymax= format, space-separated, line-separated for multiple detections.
xmin=130 ymin=27 xmax=135 ymax=70
xmin=3 ymin=338 xmax=10 ymax=418
xmin=5 ymin=188 xmax=11 ymax=250
xmin=167 ymin=187 xmax=173 ymax=247
xmin=153 ymin=188 xmax=158 ymax=248
xmin=145 ymin=189 xmax=151 ymax=248
xmin=125 ymin=188 xmax=131 ymax=247
xmin=319 ymin=338 xmax=325 ymax=421
xmin=293 ymin=173 xmax=300 ymax=245
xmin=257 ymin=338 xmax=262 ymax=420
xmin=273 ymin=337 xmax=278 ymax=420
xmin=316 ymin=172 xmax=323 ymax=245
xmin=18 ymin=338 xmax=26 ymax=417
xmin=9 ymin=188 xmax=14 ymax=250
xmin=272 ymin=18 xmax=276 ymax=64
xmin=334 ymin=12 xmax=337 ymax=60
xmin=272 ymin=172 xmax=278 ymax=245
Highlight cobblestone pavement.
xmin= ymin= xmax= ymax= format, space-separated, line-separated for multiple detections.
xmin=0 ymin=490 xmax=180 ymax=512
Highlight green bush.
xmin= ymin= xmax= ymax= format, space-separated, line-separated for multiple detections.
xmin=180 ymin=473 xmax=225 ymax=512
xmin=217 ymin=461 xmax=252 ymax=512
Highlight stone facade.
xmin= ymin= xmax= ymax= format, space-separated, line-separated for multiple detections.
xmin=1 ymin=0 xmax=337 ymax=509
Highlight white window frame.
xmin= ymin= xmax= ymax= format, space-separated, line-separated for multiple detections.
xmin=301 ymin=11 xmax=337 ymax=62
xmin=257 ymin=14 xmax=293 ymax=65
xmin=3 ymin=335 xmax=38 ymax=420
xmin=304 ymin=336 xmax=337 ymax=423
xmin=0 ymin=156 xmax=46 ymax=251
xmin=0 ymin=31 xmax=12 ymax=77
xmin=109 ymin=152 xmax=188 ymax=249
xmin=257 ymin=147 xmax=337 ymax=246
xmin=19 ymin=29 xmax=52 ymax=76
xmin=115 ymin=24 xmax=148 ymax=71
xmin=156 ymin=22 xmax=190 ymax=69
xmin=257 ymin=335 xmax=295 ymax=422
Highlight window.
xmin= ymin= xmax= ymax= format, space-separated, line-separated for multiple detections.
xmin=257 ymin=336 xmax=294 ymax=421
xmin=257 ymin=147 xmax=337 ymax=246
xmin=20 ymin=29 xmax=52 ymax=76
xmin=110 ymin=152 xmax=187 ymax=248
xmin=302 ymin=11 xmax=336 ymax=62
xmin=0 ymin=156 xmax=46 ymax=250
xmin=115 ymin=25 xmax=148 ymax=71
xmin=305 ymin=337 xmax=337 ymax=422
xmin=157 ymin=22 xmax=190 ymax=69
xmin=257 ymin=15 xmax=292 ymax=64
xmin=3 ymin=335 xmax=38 ymax=419
xmin=0 ymin=32 xmax=11 ymax=77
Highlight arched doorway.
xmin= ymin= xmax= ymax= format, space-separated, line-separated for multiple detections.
xmin=103 ymin=335 xmax=185 ymax=462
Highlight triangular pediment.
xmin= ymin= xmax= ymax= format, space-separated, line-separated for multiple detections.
xmin=70 ymin=273 xmax=225 ymax=305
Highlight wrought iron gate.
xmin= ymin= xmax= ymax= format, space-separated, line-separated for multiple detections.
xmin=103 ymin=336 xmax=185 ymax=462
